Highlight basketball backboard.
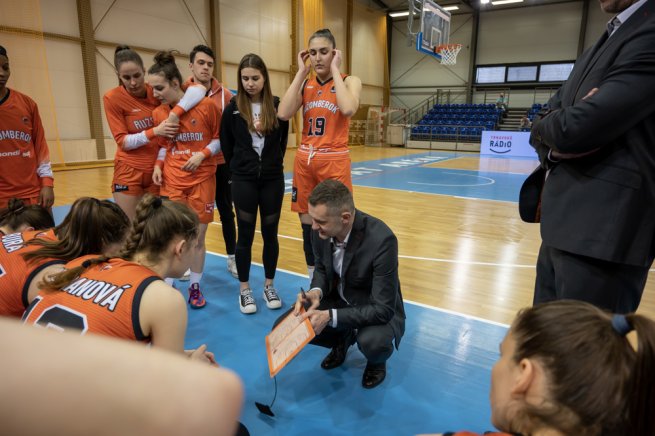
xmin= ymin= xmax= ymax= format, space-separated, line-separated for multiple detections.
xmin=416 ymin=0 xmax=451 ymax=59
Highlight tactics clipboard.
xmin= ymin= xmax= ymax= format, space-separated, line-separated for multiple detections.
xmin=265 ymin=307 xmax=316 ymax=377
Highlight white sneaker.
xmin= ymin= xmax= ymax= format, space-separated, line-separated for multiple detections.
xmin=227 ymin=257 xmax=238 ymax=279
xmin=263 ymin=285 xmax=282 ymax=310
xmin=239 ymin=288 xmax=257 ymax=314
xmin=179 ymin=268 xmax=191 ymax=281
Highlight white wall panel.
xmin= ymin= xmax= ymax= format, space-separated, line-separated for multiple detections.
xmin=40 ymin=0 xmax=80 ymax=37
xmin=43 ymin=39 xmax=90 ymax=139
xmin=220 ymin=0 xmax=291 ymax=75
xmin=92 ymin=0 xmax=210 ymax=52
xmin=477 ymin=3 xmax=582 ymax=64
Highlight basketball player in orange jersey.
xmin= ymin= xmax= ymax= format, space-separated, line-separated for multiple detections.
xmin=148 ymin=51 xmax=221 ymax=309
xmin=23 ymin=195 xmax=215 ymax=365
xmin=0 ymin=45 xmax=54 ymax=210
xmin=0 ymin=198 xmax=54 ymax=236
xmin=104 ymin=45 xmax=206 ymax=221
xmin=0 ymin=197 xmax=129 ymax=318
xmin=184 ymin=45 xmax=238 ymax=279
xmin=278 ymin=29 xmax=362 ymax=280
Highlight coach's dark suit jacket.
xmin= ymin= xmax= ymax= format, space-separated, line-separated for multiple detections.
xmin=311 ymin=209 xmax=405 ymax=348
xmin=524 ymin=1 xmax=655 ymax=267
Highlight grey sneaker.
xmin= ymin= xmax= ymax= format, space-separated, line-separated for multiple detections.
xmin=227 ymin=257 xmax=238 ymax=279
xmin=239 ymin=288 xmax=257 ymax=314
xmin=263 ymin=285 xmax=282 ymax=310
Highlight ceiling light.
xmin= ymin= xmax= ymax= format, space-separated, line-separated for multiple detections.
xmin=491 ymin=0 xmax=524 ymax=4
xmin=481 ymin=0 xmax=490 ymax=4
xmin=390 ymin=5 xmax=458 ymax=17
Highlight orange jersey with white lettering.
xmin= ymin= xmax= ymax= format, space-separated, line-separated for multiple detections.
xmin=0 ymin=89 xmax=53 ymax=199
xmin=0 ymin=228 xmax=61 ymax=317
xmin=183 ymin=77 xmax=232 ymax=165
xmin=103 ymin=84 xmax=161 ymax=171
xmin=23 ymin=255 xmax=160 ymax=341
xmin=301 ymin=75 xmax=351 ymax=153
xmin=153 ymin=98 xmax=219 ymax=190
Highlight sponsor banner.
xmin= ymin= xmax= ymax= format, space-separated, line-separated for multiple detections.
xmin=480 ymin=131 xmax=536 ymax=158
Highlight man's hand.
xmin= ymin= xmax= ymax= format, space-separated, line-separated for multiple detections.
xmin=39 ymin=186 xmax=54 ymax=208
xmin=303 ymin=309 xmax=330 ymax=335
xmin=181 ymin=153 xmax=204 ymax=172
xmin=293 ymin=289 xmax=320 ymax=316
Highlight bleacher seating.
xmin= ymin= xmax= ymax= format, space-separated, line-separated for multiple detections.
xmin=527 ymin=103 xmax=549 ymax=121
xmin=410 ymin=103 xmax=501 ymax=142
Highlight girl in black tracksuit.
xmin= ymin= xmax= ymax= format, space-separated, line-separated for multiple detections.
xmin=220 ymin=53 xmax=289 ymax=315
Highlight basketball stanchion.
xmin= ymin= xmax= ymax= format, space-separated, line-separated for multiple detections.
xmin=434 ymin=43 xmax=463 ymax=65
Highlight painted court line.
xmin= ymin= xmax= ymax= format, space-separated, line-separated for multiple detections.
xmin=206 ymin=250 xmax=511 ymax=326
xmin=210 ymin=223 xmax=536 ymax=269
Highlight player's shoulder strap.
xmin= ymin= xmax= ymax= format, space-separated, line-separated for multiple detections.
xmin=300 ymin=78 xmax=309 ymax=97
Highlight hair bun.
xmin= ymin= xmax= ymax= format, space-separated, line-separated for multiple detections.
xmin=154 ymin=50 xmax=176 ymax=66
xmin=115 ymin=45 xmax=131 ymax=54
xmin=7 ymin=198 xmax=25 ymax=213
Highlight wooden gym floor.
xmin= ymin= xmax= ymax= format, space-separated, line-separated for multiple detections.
xmin=53 ymin=146 xmax=655 ymax=325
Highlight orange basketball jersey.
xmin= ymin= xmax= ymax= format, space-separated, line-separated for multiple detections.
xmin=183 ymin=77 xmax=232 ymax=165
xmin=0 ymin=89 xmax=54 ymax=200
xmin=301 ymin=75 xmax=351 ymax=153
xmin=103 ymin=84 xmax=161 ymax=172
xmin=0 ymin=228 xmax=60 ymax=317
xmin=153 ymin=98 xmax=220 ymax=190
xmin=23 ymin=255 xmax=160 ymax=341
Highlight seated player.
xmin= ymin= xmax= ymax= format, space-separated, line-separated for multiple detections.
xmin=0 ymin=197 xmax=129 ymax=317
xmin=0 ymin=198 xmax=54 ymax=236
xmin=23 ymin=194 xmax=215 ymax=363
xmin=426 ymin=301 xmax=655 ymax=435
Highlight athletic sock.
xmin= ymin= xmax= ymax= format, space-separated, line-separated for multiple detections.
xmin=190 ymin=271 xmax=203 ymax=285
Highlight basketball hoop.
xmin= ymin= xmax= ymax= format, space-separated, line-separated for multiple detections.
xmin=434 ymin=43 xmax=462 ymax=65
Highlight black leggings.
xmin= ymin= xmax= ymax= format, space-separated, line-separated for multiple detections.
xmin=232 ymin=177 xmax=285 ymax=282
xmin=215 ymin=163 xmax=236 ymax=254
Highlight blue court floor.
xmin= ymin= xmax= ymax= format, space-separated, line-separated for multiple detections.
xmin=283 ymin=151 xmax=538 ymax=203
xmin=182 ymin=253 xmax=507 ymax=436
xmin=49 ymin=152 xmax=528 ymax=435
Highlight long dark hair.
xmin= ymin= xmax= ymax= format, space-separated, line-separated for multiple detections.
xmin=235 ymin=53 xmax=278 ymax=135
xmin=510 ymin=300 xmax=655 ymax=435
xmin=22 ymin=198 xmax=129 ymax=264
xmin=114 ymin=45 xmax=145 ymax=86
xmin=42 ymin=194 xmax=199 ymax=291
xmin=148 ymin=50 xmax=183 ymax=87
xmin=0 ymin=199 xmax=54 ymax=233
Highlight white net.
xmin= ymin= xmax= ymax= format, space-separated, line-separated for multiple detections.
xmin=436 ymin=44 xmax=462 ymax=65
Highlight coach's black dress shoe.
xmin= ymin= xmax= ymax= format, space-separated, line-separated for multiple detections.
xmin=362 ymin=362 xmax=386 ymax=389
xmin=321 ymin=341 xmax=349 ymax=369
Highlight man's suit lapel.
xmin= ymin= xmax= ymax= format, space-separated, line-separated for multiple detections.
xmin=568 ymin=5 xmax=649 ymax=104
xmin=565 ymin=32 xmax=608 ymax=105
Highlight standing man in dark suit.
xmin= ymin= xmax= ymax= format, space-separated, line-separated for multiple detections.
xmin=524 ymin=0 xmax=655 ymax=313
xmin=291 ymin=179 xmax=405 ymax=389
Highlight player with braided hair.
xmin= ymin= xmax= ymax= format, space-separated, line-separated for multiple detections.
xmin=0 ymin=197 xmax=129 ymax=317
xmin=23 ymin=194 xmax=215 ymax=364
xmin=0 ymin=198 xmax=54 ymax=236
